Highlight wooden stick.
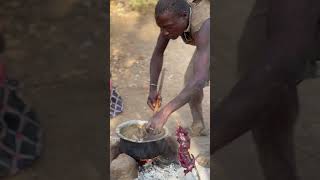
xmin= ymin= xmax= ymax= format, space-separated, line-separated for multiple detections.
xmin=194 ymin=165 xmax=201 ymax=180
xmin=153 ymin=68 xmax=166 ymax=113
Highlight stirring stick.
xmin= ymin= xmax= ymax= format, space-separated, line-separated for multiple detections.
xmin=145 ymin=68 xmax=166 ymax=135
xmin=153 ymin=68 xmax=166 ymax=113
xmin=194 ymin=165 xmax=201 ymax=180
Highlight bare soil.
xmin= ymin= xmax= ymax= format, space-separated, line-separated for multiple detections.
xmin=1 ymin=1 xmax=107 ymax=179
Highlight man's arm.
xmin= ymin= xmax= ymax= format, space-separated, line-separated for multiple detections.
xmin=212 ymin=0 xmax=317 ymax=152
xmin=150 ymin=33 xmax=170 ymax=91
xmin=161 ymin=19 xmax=210 ymax=117
xmin=147 ymin=33 xmax=170 ymax=109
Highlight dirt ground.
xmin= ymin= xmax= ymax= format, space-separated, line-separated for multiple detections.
xmin=110 ymin=0 xmax=210 ymax=172
xmin=1 ymin=1 xmax=107 ymax=179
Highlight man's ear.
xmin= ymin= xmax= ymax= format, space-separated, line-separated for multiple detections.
xmin=179 ymin=11 xmax=188 ymax=20
xmin=183 ymin=10 xmax=188 ymax=17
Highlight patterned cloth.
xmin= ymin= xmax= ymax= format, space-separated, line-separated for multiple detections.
xmin=0 ymin=79 xmax=42 ymax=177
xmin=110 ymin=86 xmax=123 ymax=118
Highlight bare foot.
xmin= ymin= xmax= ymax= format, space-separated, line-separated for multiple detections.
xmin=191 ymin=121 xmax=209 ymax=136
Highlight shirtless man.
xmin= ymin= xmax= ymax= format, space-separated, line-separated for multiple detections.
xmin=145 ymin=0 xmax=210 ymax=136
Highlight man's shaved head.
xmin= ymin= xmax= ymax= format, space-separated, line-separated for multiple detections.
xmin=155 ymin=0 xmax=190 ymax=18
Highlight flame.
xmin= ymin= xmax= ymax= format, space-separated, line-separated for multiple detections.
xmin=137 ymin=156 xmax=160 ymax=166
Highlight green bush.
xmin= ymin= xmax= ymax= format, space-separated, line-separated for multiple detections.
xmin=128 ymin=0 xmax=157 ymax=11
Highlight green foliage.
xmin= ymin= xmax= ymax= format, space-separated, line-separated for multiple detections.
xmin=128 ymin=0 xmax=157 ymax=11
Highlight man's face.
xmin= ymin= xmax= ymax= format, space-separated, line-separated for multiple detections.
xmin=156 ymin=11 xmax=188 ymax=40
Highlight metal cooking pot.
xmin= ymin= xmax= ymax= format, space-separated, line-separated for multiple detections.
xmin=116 ymin=120 xmax=169 ymax=160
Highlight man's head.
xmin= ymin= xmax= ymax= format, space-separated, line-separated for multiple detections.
xmin=155 ymin=0 xmax=190 ymax=40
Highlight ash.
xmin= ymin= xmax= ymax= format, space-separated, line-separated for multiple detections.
xmin=135 ymin=163 xmax=199 ymax=180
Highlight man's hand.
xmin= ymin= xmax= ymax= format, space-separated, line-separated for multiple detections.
xmin=146 ymin=109 xmax=168 ymax=134
xmin=147 ymin=89 xmax=161 ymax=111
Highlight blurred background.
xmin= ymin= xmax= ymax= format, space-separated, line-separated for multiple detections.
xmin=213 ymin=0 xmax=320 ymax=179
xmin=1 ymin=1 xmax=107 ymax=179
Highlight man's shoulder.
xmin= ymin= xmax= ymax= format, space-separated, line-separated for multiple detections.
xmin=190 ymin=0 xmax=210 ymax=34
xmin=193 ymin=19 xmax=210 ymax=45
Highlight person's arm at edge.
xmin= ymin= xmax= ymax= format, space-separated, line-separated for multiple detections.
xmin=211 ymin=0 xmax=316 ymax=152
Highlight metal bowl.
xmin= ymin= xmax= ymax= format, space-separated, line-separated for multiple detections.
xmin=116 ymin=120 xmax=169 ymax=160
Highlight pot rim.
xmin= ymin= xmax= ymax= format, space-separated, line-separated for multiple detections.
xmin=116 ymin=120 xmax=169 ymax=143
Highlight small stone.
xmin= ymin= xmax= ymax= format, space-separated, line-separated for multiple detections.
xmin=128 ymin=83 xmax=137 ymax=88
xmin=168 ymin=74 xmax=174 ymax=80
xmin=196 ymin=153 xmax=210 ymax=168
xmin=111 ymin=153 xmax=138 ymax=180
xmin=110 ymin=137 xmax=120 ymax=161
xmin=124 ymin=59 xmax=136 ymax=68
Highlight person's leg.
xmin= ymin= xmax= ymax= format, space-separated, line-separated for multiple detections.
xmin=184 ymin=52 xmax=208 ymax=136
xmin=252 ymin=85 xmax=299 ymax=180
xmin=210 ymin=0 xmax=270 ymax=153
xmin=189 ymin=89 xmax=207 ymax=136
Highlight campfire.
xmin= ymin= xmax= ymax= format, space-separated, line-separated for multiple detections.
xmin=111 ymin=119 xmax=202 ymax=180
xmin=135 ymin=153 xmax=199 ymax=180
